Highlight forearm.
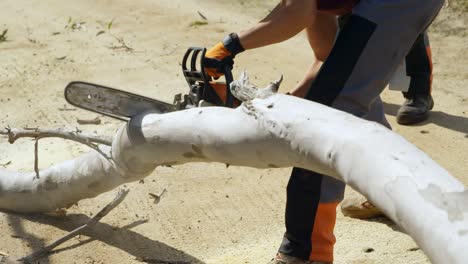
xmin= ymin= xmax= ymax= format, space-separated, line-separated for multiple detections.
xmin=289 ymin=59 xmax=323 ymax=97
xmin=289 ymin=13 xmax=337 ymax=97
xmin=238 ymin=0 xmax=317 ymax=50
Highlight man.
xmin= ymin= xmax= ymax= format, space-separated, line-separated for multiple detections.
xmin=204 ymin=0 xmax=444 ymax=263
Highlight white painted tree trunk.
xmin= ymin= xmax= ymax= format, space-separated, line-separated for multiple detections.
xmin=0 ymin=74 xmax=466 ymax=263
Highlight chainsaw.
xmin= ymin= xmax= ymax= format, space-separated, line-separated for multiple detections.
xmin=64 ymin=47 xmax=239 ymax=121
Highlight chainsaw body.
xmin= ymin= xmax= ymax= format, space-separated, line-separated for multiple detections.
xmin=180 ymin=47 xmax=237 ymax=108
xmin=64 ymin=47 xmax=238 ymax=121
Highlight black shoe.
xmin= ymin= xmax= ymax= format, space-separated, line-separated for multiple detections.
xmin=396 ymin=94 xmax=434 ymax=125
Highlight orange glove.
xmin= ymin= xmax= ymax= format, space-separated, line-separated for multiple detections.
xmin=208 ymin=82 xmax=241 ymax=107
xmin=204 ymin=33 xmax=245 ymax=78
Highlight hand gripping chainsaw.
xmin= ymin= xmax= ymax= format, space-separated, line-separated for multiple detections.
xmin=64 ymin=47 xmax=239 ymax=121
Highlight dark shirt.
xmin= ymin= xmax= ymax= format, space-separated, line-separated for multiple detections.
xmin=317 ymin=0 xmax=359 ymax=15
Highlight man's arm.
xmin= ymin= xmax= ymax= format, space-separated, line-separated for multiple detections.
xmin=290 ymin=12 xmax=338 ymax=97
xmin=238 ymin=0 xmax=318 ymax=50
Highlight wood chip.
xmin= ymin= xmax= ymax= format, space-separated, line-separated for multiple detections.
xmin=148 ymin=189 xmax=166 ymax=205
xmin=197 ymin=11 xmax=207 ymax=20
xmin=0 ymin=161 xmax=11 ymax=167
xmin=77 ymin=117 xmax=101 ymax=125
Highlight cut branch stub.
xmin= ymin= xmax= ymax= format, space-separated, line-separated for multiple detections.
xmin=230 ymin=71 xmax=281 ymax=102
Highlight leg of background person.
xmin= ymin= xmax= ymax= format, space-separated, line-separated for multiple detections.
xmin=340 ymin=96 xmax=391 ymax=220
xmin=277 ymin=0 xmax=444 ymax=262
xmin=308 ymin=0 xmax=443 ymax=115
xmin=397 ymin=31 xmax=434 ymax=125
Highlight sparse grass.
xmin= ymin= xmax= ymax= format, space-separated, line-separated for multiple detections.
xmin=189 ymin=20 xmax=208 ymax=27
xmin=431 ymin=0 xmax=468 ymax=37
xmin=0 ymin=29 xmax=8 ymax=43
xmin=95 ymin=18 xmax=134 ymax=52
xmin=65 ymin=17 xmax=86 ymax=31
xmin=448 ymin=0 xmax=468 ymax=12
xmin=107 ymin=18 xmax=115 ymax=30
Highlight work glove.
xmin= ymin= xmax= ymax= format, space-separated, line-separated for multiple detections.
xmin=204 ymin=33 xmax=245 ymax=78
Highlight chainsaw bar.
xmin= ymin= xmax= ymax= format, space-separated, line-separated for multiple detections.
xmin=64 ymin=47 xmax=236 ymax=121
xmin=65 ymin=81 xmax=177 ymax=121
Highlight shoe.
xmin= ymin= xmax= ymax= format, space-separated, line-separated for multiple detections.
xmin=340 ymin=188 xmax=384 ymax=219
xmin=396 ymin=94 xmax=434 ymax=125
xmin=341 ymin=199 xmax=384 ymax=219
xmin=267 ymin=253 xmax=333 ymax=264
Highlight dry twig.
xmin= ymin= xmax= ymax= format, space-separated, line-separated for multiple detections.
xmin=57 ymin=106 xmax=77 ymax=111
xmin=0 ymin=127 xmax=111 ymax=146
xmin=148 ymin=188 xmax=166 ymax=205
xmin=0 ymin=161 xmax=11 ymax=167
xmin=106 ymin=26 xmax=134 ymax=52
xmin=0 ymin=29 xmax=8 ymax=42
xmin=0 ymin=127 xmax=113 ymax=165
xmin=34 ymin=139 xmax=39 ymax=179
xmin=135 ymin=257 xmax=191 ymax=264
xmin=108 ymin=34 xmax=134 ymax=52
xmin=76 ymin=117 xmax=101 ymax=125
xmin=19 ymin=189 xmax=130 ymax=263
xmin=197 ymin=11 xmax=207 ymax=20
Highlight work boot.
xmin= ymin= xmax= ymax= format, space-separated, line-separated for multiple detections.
xmin=267 ymin=253 xmax=332 ymax=264
xmin=396 ymin=93 xmax=434 ymax=125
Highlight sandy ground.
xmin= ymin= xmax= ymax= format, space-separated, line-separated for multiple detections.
xmin=0 ymin=0 xmax=466 ymax=263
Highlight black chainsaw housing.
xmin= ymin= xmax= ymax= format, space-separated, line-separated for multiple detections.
xmin=181 ymin=47 xmax=236 ymax=108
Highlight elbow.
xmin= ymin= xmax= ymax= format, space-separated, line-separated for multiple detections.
xmin=280 ymin=0 xmax=317 ymax=26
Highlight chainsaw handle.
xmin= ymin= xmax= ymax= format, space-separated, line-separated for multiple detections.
xmin=182 ymin=46 xmax=237 ymax=108
xmin=223 ymin=64 xmax=235 ymax=108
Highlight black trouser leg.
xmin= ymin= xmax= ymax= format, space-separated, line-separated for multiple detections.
xmin=404 ymin=31 xmax=432 ymax=98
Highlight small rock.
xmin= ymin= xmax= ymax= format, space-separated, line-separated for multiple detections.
xmin=362 ymin=247 xmax=374 ymax=253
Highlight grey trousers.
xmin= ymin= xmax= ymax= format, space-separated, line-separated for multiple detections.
xmin=280 ymin=0 xmax=445 ymax=261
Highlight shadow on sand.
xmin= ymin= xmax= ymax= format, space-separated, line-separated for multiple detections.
xmin=2 ymin=211 xmax=205 ymax=264
xmin=383 ymin=102 xmax=468 ymax=136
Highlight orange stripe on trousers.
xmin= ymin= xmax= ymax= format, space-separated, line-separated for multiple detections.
xmin=309 ymin=202 xmax=339 ymax=262
xmin=426 ymin=45 xmax=433 ymax=93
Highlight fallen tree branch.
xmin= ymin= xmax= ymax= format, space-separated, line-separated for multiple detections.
xmin=19 ymin=189 xmax=129 ymax=263
xmin=0 ymin=72 xmax=466 ymax=263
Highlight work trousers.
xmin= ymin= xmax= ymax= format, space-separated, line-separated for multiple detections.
xmin=278 ymin=0 xmax=443 ymax=262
